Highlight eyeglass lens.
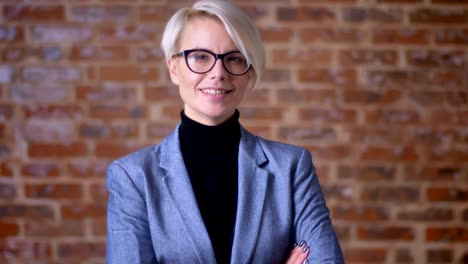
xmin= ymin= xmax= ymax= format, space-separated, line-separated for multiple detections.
xmin=185 ymin=50 xmax=249 ymax=75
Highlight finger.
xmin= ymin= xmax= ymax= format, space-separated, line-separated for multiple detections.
xmin=285 ymin=241 xmax=307 ymax=264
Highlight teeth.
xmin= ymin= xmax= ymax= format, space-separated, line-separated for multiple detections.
xmin=201 ymin=89 xmax=228 ymax=95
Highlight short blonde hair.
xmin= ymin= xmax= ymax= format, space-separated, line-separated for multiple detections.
xmin=161 ymin=0 xmax=265 ymax=88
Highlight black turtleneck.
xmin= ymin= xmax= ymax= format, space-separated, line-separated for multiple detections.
xmin=179 ymin=110 xmax=241 ymax=264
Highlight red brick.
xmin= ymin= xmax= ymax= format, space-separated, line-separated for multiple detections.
xmin=99 ymin=66 xmax=158 ymax=81
xmin=395 ymin=249 xmax=414 ymax=263
xmin=138 ymin=5 xmax=177 ymax=22
xmin=70 ymin=45 xmax=130 ymax=61
xmin=373 ymin=29 xmax=430 ymax=44
xmin=260 ymin=27 xmax=294 ymax=42
xmin=342 ymin=89 xmax=401 ymax=104
xmin=145 ymin=86 xmax=180 ymax=101
xmin=90 ymin=183 xmax=108 ymax=201
xmin=298 ymin=68 xmax=357 ymax=85
xmin=279 ymin=126 xmax=337 ymax=141
xmin=25 ymin=220 xmax=84 ymax=237
xmin=366 ymin=109 xmax=420 ymax=124
xmin=322 ymin=184 xmax=353 ymax=201
xmin=80 ymin=122 xmax=138 ymax=139
xmin=0 ymin=25 xmax=24 ymax=42
xmin=299 ymin=0 xmax=357 ymax=2
xmin=161 ymin=104 xmax=184 ymax=121
xmin=342 ymin=8 xmax=403 ymax=23
xmin=91 ymin=219 xmax=106 ymax=236
xmin=426 ymin=249 xmax=453 ymax=263
xmin=28 ymin=143 xmax=88 ymax=158
xmin=61 ymin=203 xmax=106 ymax=219
xmin=0 ymin=204 xmax=54 ymax=219
xmin=136 ymin=46 xmax=165 ymax=62
xmin=0 ymin=162 xmax=13 ymax=178
xmin=58 ymin=241 xmax=105 ymax=258
xmin=426 ymin=227 xmax=468 ymax=242
xmin=298 ymin=108 xmax=357 ymax=123
xmin=338 ymin=49 xmax=398 ymax=66
xmin=435 ymin=29 xmax=468 ymax=45
xmin=21 ymin=162 xmax=60 ymax=178
xmin=347 ymin=127 xmax=406 ymax=145
xmin=0 ymin=240 xmax=52 ymax=259
xmin=406 ymin=50 xmax=465 ymax=67
xmin=22 ymin=105 xmax=81 ymax=119
xmin=429 ymin=109 xmax=459 ymax=125
xmin=332 ymin=205 xmax=390 ymax=221
xmin=0 ymin=104 xmax=14 ymax=120
xmin=0 ymin=222 xmax=19 ymax=237
xmin=271 ymin=48 xmax=332 ymax=66
xmin=98 ymin=25 xmax=158 ymax=42
xmin=67 ymin=160 xmax=109 ymax=178
xmin=77 ymin=83 xmax=137 ymax=102
xmin=277 ymin=7 xmax=336 ymax=22
xmin=262 ymin=69 xmax=291 ymax=82
xmin=300 ymin=27 xmax=367 ymax=43
xmin=376 ymin=0 xmax=423 ymax=3
xmin=429 ymin=147 xmax=468 ymax=162
xmin=360 ymin=146 xmax=419 ymax=161
xmin=0 ymin=65 xmax=15 ymax=83
xmin=345 ymin=248 xmax=387 ymax=262
xmin=242 ymin=88 xmax=270 ymax=105
xmin=95 ymin=142 xmax=147 ymax=158
xmin=70 ymin=6 xmax=132 ymax=23
xmin=89 ymin=104 xmax=146 ymax=119
xmin=403 ymin=166 xmax=464 ymax=182
xmin=238 ymin=106 xmax=284 ymax=121
xmin=21 ymin=120 xmax=75 ymax=143
xmin=277 ymin=88 xmax=337 ymax=105
xmin=357 ymin=226 xmax=414 ymax=241
xmin=22 ymin=65 xmax=81 ymax=82
xmin=25 ymin=183 xmax=83 ymax=199
xmin=3 ymin=5 xmax=65 ymax=21
xmin=410 ymin=9 xmax=468 ymax=24
xmin=10 ymin=83 xmax=71 ymax=103
xmin=0 ymin=183 xmax=16 ymax=199
xmin=304 ymin=145 xmax=351 ymax=161
xmin=360 ymin=186 xmax=420 ymax=202
xmin=397 ymin=207 xmax=454 ymax=221
xmin=31 ymin=25 xmax=93 ymax=43
xmin=338 ymin=165 xmax=396 ymax=181
xmin=147 ymin=122 xmax=179 ymax=139
xmin=426 ymin=187 xmax=468 ymax=202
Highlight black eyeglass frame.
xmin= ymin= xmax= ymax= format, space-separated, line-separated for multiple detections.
xmin=172 ymin=49 xmax=251 ymax=76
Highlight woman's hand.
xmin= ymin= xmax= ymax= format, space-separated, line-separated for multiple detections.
xmin=285 ymin=240 xmax=309 ymax=264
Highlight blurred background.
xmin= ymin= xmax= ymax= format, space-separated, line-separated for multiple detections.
xmin=0 ymin=0 xmax=467 ymax=263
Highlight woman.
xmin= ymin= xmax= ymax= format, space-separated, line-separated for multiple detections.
xmin=106 ymin=1 xmax=344 ymax=263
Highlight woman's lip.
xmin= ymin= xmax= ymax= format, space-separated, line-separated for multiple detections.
xmin=198 ymin=88 xmax=233 ymax=95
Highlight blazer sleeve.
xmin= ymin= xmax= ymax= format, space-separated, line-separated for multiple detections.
xmin=292 ymin=149 xmax=344 ymax=263
xmin=106 ymin=161 xmax=157 ymax=264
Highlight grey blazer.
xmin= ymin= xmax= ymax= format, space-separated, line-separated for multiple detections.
xmin=106 ymin=124 xmax=344 ymax=264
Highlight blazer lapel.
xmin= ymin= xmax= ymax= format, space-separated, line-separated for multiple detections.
xmin=159 ymin=125 xmax=216 ymax=264
xmin=231 ymin=127 xmax=269 ymax=263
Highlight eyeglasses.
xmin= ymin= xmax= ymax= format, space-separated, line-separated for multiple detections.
xmin=172 ymin=49 xmax=251 ymax=76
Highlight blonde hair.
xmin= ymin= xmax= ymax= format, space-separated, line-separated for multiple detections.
xmin=161 ymin=0 xmax=265 ymax=88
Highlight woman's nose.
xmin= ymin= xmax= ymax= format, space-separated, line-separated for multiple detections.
xmin=209 ymin=58 xmax=227 ymax=79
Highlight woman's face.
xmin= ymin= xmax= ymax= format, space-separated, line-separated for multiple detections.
xmin=167 ymin=17 xmax=251 ymax=126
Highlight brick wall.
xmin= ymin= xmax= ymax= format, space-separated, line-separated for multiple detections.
xmin=0 ymin=0 xmax=467 ymax=263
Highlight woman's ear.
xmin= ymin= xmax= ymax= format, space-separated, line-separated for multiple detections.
xmin=167 ymin=58 xmax=179 ymax=85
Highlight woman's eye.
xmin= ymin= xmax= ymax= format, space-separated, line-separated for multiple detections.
xmin=227 ymin=56 xmax=245 ymax=64
xmin=189 ymin=53 xmax=210 ymax=62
